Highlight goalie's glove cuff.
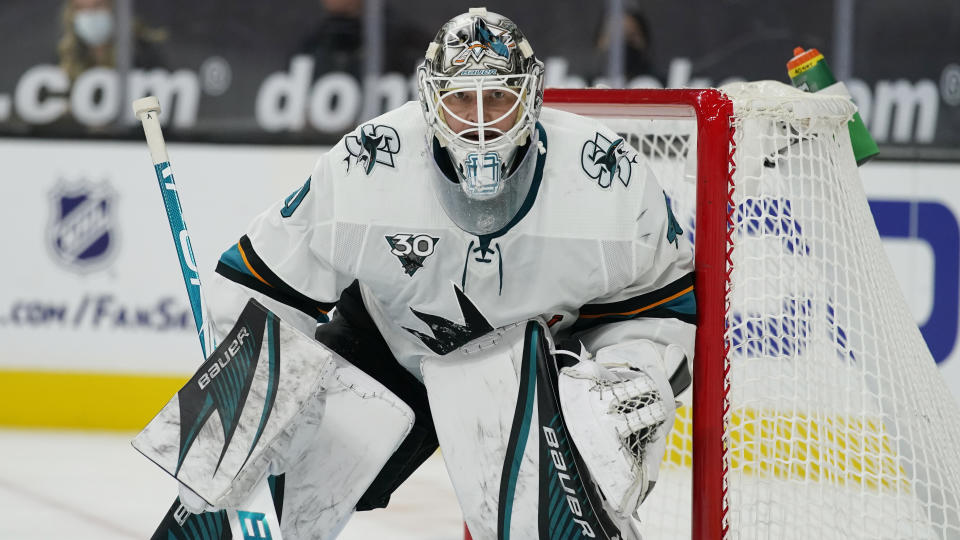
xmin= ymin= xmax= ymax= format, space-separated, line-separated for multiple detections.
xmin=558 ymin=339 xmax=677 ymax=519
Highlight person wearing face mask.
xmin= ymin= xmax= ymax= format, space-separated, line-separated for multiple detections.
xmin=57 ymin=0 xmax=167 ymax=83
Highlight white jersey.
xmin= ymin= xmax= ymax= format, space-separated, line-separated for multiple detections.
xmin=210 ymin=101 xmax=696 ymax=381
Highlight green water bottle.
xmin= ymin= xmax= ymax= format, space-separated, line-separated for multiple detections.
xmin=788 ymin=47 xmax=879 ymax=165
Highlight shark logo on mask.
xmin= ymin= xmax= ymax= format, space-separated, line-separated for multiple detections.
xmin=451 ymin=18 xmax=515 ymax=65
xmin=344 ymin=124 xmax=400 ymax=175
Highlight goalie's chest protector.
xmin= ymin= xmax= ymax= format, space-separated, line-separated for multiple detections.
xmin=329 ymin=103 xmax=654 ymax=378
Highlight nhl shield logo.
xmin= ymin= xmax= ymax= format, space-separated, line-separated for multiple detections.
xmin=47 ymin=180 xmax=118 ymax=273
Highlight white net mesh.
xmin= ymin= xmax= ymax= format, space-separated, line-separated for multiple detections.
xmin=546 ymin=81 xmax=960 ymax=540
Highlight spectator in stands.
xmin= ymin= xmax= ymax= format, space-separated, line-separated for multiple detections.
xmin=297 ymin=0 xmax=430 ymax=78
xmin=592 ymin=0 xmax=660 ymax=84
xmin=58 ymin=0 xmax=167 ymax=82
xmin=297 ymin=0 xmax=364 ymax=77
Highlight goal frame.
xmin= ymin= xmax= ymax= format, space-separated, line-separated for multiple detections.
xmin=543 ymin=88 xmax=736 ymax=540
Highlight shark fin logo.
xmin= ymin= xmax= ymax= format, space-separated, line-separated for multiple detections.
xmin=404 ymin=285 xmax=494 ymax=355
xmin=580 ymin=132 xmax=638 ymax=189
xmin=344 ymin=124 xmax=400 ymax=175
xmin=280 ymin=177 xmax=311 ymax=218
xmin=451 ymin=18 xmax=515 ymax=65
xmin=174 ymin=302 xmax=281 ymax=478
xmin=47 ymin=179 xmax=117 ymax=273
xmin=664 ymin=192 xmax=684 ymax=248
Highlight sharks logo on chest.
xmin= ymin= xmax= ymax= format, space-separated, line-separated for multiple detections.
xmin=404 ymin=285 xmax=494 ymax=355
xmin=344 ymin=124 xmax=401 ymax=175
xmin=580 ymin=131 xmax=638 ymax=189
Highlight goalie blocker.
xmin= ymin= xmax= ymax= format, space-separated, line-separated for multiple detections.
xmin=423 ymin=319 xmax=676 ymax=540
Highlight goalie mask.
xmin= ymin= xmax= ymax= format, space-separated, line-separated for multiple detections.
xmin=417 ymin=8 xmax=545 ymax=235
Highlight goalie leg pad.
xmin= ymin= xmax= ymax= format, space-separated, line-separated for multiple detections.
xmin=133 ymin=299 xmax=414 ymax=537
xmin=423 ymin=320 xmax=638 ymax=540
xmin=277 ymin=357 xmax=416 ymax=539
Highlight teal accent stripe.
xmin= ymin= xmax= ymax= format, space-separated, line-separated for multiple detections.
xmin=196 ymin=513 xmax=212 ymax=540
xmin=223 ymin=360 xmax=238 ymax=425
xmin=153 ymin=161 xmax=209 ymax=359
xmin=586 ymin=298 xmax=696 ymax=323
xmin=501 ymin=325 xmax=540 ymax=539
xmin=222 ymin=371 xmax=237 ymax=432
xmin=660 ymin=288 xmax=696 ymax=315
xmin=218 ymin=243 xmax=253 ymax=277
xmin=228 ymin=351 xmax=245 ymax=416
xmin=177 ymin=395 xmax=214 ymax=473
xmin=247 ymin=313 xmax=279 ymax=462
xmin=198 ymin=513 xmax=211 ymax=539
xmin=558 ymin=512 xmax=576 ymax=540
xmin=213 ymin=511 xmax=225 ymax=537
xmin=578 ymin=288 xmax=696 ymax=321
xmin=575 ymin=271 xmax=697 ymax=331
xmin=213 ymin=384 xmax=230 ymax=434
xmin=548 ymin=482 xmax=564 ymax=536
xmin=185 ymin=518 xmax=203 ymax=540
xmin=546 ymin=415 xmax=566 ymax=539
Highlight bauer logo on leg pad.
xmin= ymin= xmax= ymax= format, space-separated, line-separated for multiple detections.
xmin=133 ymin=298 xmax=337 ymax=508
xmin=541 ymin=421 xmax=598 ymax=538
xmin=422 ymin=320 xmax=627 ymax=539
xmin=174 ymin=300 xmax=278 ymax=477
xmin=530 ymin=322 xmax=620 ymax=538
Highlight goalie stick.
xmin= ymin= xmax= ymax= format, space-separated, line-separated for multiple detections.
xmin=133 ymin=96 xmax=285 ymax=540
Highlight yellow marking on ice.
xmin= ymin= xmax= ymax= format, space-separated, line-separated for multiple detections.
xmin=0 ymin=370 xmax=186 ymax=431
xmin=661 ymin=406 xmax=908 ymax=491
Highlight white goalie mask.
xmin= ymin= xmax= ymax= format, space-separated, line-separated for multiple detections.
xmin=417 ymin=8 xmax=545 ymax=235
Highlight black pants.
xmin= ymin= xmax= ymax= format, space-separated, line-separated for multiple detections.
xmin=314 ymin=280 xmax=439 ymax=511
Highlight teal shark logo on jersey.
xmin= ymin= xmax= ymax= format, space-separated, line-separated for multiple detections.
xmin=359 ymin=131 xmax=384 ymax=174
xmin=344 ymin=124 xmax=400 ymax=175
xmin=665 ymin=192 xmax=683 ymax=248
xmin=581 ymin=132 xmax=637 ymax=189
xmin=596 ymin=138 xmax=623 ymax=183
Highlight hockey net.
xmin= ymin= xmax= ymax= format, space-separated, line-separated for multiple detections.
xmin=544 ymin=82 xmax=960 ymax=540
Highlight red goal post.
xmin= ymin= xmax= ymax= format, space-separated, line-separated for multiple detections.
xmin=545 ymin=87 xmax=733 ymax=540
